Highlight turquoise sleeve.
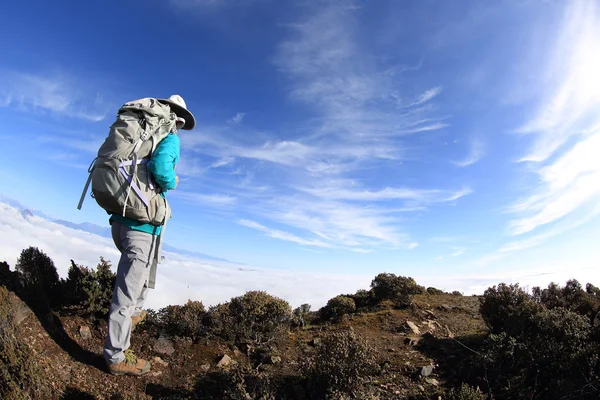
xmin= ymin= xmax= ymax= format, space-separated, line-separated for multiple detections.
xmin=148 ymin=134 xmax=180 ymax=191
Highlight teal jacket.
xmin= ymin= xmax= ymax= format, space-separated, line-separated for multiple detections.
xmin=110 ymin=133 xmax=180 ymax=235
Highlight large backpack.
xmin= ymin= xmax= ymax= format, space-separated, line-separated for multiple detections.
xmin=78 ymin=98 xmax=177 ymax=225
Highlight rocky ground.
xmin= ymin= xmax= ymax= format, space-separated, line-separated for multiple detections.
xmin=11 ymin=292 xmax=487 ymax=399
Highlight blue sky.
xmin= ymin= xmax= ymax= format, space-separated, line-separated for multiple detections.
xmin=1 ymin=0 xmax=599 ymax=290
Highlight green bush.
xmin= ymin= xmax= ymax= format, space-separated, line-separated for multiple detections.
xmin=320 ymin=296 xmax=356 ymax=322
xmin=473 ymin=281 xmax=600 ymax=398
xmin=301 ymin=329 xmax=376 ymax=399
xmin=446 ymin=383 xmax=485 ymax=400
xmin=370 ymin=273 xmax=424 ymax=306
xmin=427 ymin=287 xmax=445 ymax=295
xmin=0 ymin=286 xmax=48 ymax=399
xmin=204 ymin=291 xmax=291 ymax=344
xmin=292 ymin=303 xmax=311 ymax=328
xmin=63 ymin=258 xmax=116 ymax=318
xmin=157 ymin=300 xmax=205 ymax=340
xmin=480 ymin=283 xmax=540 ymax=336
xmin=350 ymin=289 xmax=375 ymax=309
xmin=532 ymin=280 xmax=600 ymax=320
xmin=193 ymin=365 xmax=277 ymax=400
xmin=15 ymin=247 xmax=60 ymax=307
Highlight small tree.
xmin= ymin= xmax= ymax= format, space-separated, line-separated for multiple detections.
xmin=301 ymin=329 xmax=376 ymax=399
xmin=15 ymin=247 xmax=60 ymax=307
xmin=292 ymin=304 xmax=312 ymax=328
xmin=205 ymin=291 xmax=292 ymax=344
xmin=480 ymin=283 xmax=540 ymax=336
xmin=370 ymin=273 xmax=424 ymax=306
xmin=320 ymin=296 xmax=356 ymax=322
xmin=62 ymin=258 xmax=116 ymax=318
xmin=157 ymin=300 xmax=206 ymax=341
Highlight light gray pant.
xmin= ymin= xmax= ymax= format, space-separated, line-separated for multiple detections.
xmin=104 ymin=221 xmax=157 ymax=365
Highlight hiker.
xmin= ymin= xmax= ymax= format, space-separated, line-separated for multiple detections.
xmin=79 ymin=95 xmax=195 ymax=376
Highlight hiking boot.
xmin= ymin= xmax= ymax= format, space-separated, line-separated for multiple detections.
xmin=131 ymin=310 xmax=147 ymax=331
xmin=107 ymin=350 xmax=151 ymax=376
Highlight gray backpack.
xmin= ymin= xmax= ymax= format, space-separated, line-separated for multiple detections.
xmin=78 ymin=98 xmax=177 ymax=225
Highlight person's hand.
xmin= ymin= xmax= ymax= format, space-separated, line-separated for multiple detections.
xmin=175 ymin=175 xmax=179 ymax=189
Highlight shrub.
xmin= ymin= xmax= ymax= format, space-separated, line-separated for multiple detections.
xmin=528 ymin=307 xmax=591 ymax=373
xmin=427 ymin=287 xmax=444 ymax=295
xmin=370 ymin=273 xmax=425 ymax=306
xmin=157 ymin=300 xmax=205 ymax=340
xmin=452 ymin=290 xmax=463 ymax=296
xmin=480 ymin=283 xmax=540 ymax=336
xmin=474 ymin=282 xmax=600 ymax=398
xmin=533 ymin=280 xmax=600 ymax=320
xmin=15 ymin=247 xmax=60 ymax=306
xmin=193 ymin=365 xmax=277 ymax=400
xmin=292 ymin=303 xmax=311 ymax=328
xmin=301 ymin=329 xmax=376 ymax=399
xmin=446 ymin=383 xmax=485 ymax=400
xmin=203 ymin=303 xmax=233 ymax=340
xmin=0 ymin=286 xmax=48 ymax=399
xmin=350 ymin=289 xmax=375 ymax=309
xmin=63 ymin=258 xmax=116 ymax=318
xmin=320 ymin=296 xmax=356 ymax=322
xmin=204 ymin=291 xmax=291 ymax=344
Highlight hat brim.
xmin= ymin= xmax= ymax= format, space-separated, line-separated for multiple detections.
xmin=157 ymin=99 xmax=196 ymax=130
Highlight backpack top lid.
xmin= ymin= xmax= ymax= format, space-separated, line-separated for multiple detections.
xmin=156 ymin=95 xmax=196 ymax=130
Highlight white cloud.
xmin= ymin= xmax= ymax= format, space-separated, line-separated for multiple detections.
xmin=509 ymin=130 xmax=600 ymax=235
xmin=0 ymin=201 xmax=374 ymax=309
xmin=228 ymin=112 xmax=245 ymax=124
xmin=172 ymin=191 xmax=237 ymax=206
xmin=399 ymin=86 xmax=442 ymax=108
xmin=436 ymin=246 xmax=466 ymax=261
xmin=238 ymin=219 xmax=332 ymax=248
xmin=172 ymin=3 xmax=468 ymax=253
xmin=508 ymin=1 xmax=600 ymax=241
xmin=0 ymin=71 xmax=108 ymax=122
xmin=299 ymin=185 xmax=471 ymax=203
xmin=453 ymin=138 xmax=485 ymax=167
xmin=516 ymin=1 xmax=600 ymax=162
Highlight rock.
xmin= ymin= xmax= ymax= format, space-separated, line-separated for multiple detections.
xmin=217 ymin=354 xmax=236 ymax=368
xmin=406 ymin=321 xmax=421 ymax=335
xmin=269 ymin=356 xmax=282 ymax=364
xmin=14 ymin=300 xmax=31 ymax=325
xmin=238 ymin=342 xmax=254 ymax=355
xmin=419 ymin=364 xmax=435 ymax=377
xmin=445 ymin=325 xmax=455 ymax=338
xmin=154 ymin=336 xmax=175 ymax=356
xmin=152 ymin=356 xmax=169 ymax=367
xmin=233 ymin=349 xmax=244 ymax=357
xmin=311 ymin=337 xmax=322 ymax=346
xmin=438 ymin=304 xmax=453 ymax=312
xmin=424 ymin=309 xmax=437 ymax=319
xmin=200 ymin=363 xmax=211 ymax=372
xmin=404 ymin=335 xmax=421 ymax=346
xmin=425 ymin=378 xmax=439 ymax=386
xmin=79 ymin=325 xmax=91 ymax=340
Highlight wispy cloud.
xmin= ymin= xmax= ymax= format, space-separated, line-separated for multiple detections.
xmin=173 ymin=191 xmax=237 ymax=207
xmin=453 ymin=138 xmax=485 ymax=167
xmin=505 ymin=1 xmax=600 ymax=247
xmin=298 ymin=184 xmax=471 ymax=203
xmin=228 ymin=112 xmax=245 ymax=124
xmin=238 ymin=219 xmax=332 ymax=248
xmin=399 ymin=86 xmax=443 ymax=108
xmin=0 ymin=71 xmax=108 ymax=122
xmin=174 ymin=2 xmax=468 ymax=253
xmin=436 ymin=246 xmax=466 ymax=261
